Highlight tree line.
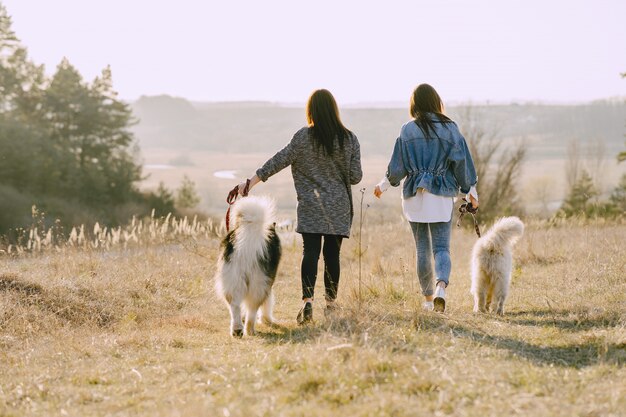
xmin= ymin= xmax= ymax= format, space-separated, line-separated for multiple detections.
xmin=0 ymin=4 xmax=200 ymax=235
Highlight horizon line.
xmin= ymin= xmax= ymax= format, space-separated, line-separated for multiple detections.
xmin=128 ymin=95 xmax=626 ymax=108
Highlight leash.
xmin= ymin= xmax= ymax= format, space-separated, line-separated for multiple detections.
xmin=457 ymin=197 xmax=481 ymax=238
xmin=225 ymin=179 xmax=250 ymax=232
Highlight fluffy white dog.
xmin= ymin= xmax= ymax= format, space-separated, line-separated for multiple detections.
xmin=470 ymin=216 xmax=524 ymax=315
xmin=214 ymin=196 xmax=281 ymax=337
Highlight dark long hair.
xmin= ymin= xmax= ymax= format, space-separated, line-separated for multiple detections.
xmin=306 ymin=89 xmax=351 ymax=155
xmin=410 ymin=84 xmax=453 ymax=138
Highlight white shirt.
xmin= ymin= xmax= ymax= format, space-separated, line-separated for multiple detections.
xmin=377 ymin=177 xmax=478 ymax=223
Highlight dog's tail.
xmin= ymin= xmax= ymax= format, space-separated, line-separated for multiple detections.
xmin=230 ymin=195 xmax=275 ymax=229
xmin=481 ymin=216 xmax=524 ymax=249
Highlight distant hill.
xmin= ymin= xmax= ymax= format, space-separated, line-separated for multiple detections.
xmin=133 ymin=95 xmax=199 ymax=125
xmin=130 ymin=95 xmax=626 ymax=160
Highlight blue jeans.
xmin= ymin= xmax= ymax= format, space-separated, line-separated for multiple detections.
xmin=409 ymin=220 xmax=452 ymax=297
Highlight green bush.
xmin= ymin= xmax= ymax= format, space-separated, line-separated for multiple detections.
xmin=557 ymin=172 xmax=626 ymax=219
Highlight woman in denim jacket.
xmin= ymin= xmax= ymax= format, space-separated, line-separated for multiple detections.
xmin=374 ymin=84 xmax=478 ymax=312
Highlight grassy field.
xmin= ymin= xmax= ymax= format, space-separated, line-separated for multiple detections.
xmin=1 ymin=209 xmax=625 ymax=417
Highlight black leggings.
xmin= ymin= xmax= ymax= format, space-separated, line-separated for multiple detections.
xmin=301 ymin=233 xmax=343 ymax=301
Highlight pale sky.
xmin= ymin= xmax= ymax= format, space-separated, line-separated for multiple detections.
xmin=4 ymin=0 xmax=626 ymax=104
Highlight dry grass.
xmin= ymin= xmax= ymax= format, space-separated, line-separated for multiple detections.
xmin=0 ymin=210 xmax=625 ymax=417
xmin=0 ymin=212 xmax=219 ymax=255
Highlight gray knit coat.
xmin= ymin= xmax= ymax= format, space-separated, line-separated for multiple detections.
xmin=256 ymin=127 xmax=362 ymax=237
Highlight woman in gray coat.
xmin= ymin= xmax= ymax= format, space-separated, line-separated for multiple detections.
xmin=238 ymin=89 xmax=362 ymax=324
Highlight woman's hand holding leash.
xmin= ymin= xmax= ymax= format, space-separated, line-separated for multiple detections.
xmin=225 ymin=176 xmax=256 ymax=232
xmin=374 ymin=185 xmax=383 ymax=198
xmin=238 ymin=175 xmax=261 ymax=196
xmin=236 ymin=180 xmax=250 ymax=197
xmin=457 ymin=197 xmax=481 ymax=237
xmin=469 ymin=194 xmax=479 ymax=209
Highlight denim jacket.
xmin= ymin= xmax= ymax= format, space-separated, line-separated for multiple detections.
xmin=386 ymin=114 xmax=477 ymax=199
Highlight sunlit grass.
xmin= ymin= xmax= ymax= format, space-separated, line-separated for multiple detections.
xmin=0 ymin=211 xmax=624 ymax=416
xmin=0 ymin=210 xmax=220 ymax=255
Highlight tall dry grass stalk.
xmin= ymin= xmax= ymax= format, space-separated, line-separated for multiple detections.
xmin=357 ymin=188 xmax=368 ymax=308
xmin=0 ymin=209 xmax=220 ymax=256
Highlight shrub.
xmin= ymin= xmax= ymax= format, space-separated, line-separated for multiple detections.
xmin=176 ymin=175 xmax=201 ymax=210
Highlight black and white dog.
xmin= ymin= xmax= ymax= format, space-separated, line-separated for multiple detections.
xmin=214 ymin=196 xmax=281 ymax=337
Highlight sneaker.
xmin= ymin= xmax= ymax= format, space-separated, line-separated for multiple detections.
xmin=297 ymin=301 xmax=313 ymax=325
xmin=433 ymin=286 xmax=446 ymax=312
xmin=422 ymin=301 xmax=434 ymax=312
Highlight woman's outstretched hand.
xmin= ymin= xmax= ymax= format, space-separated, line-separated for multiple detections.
xmin=237 ymin=180 xmax=249 ymax=196
xmin=238 ymin=175 xmax=261 ymax=196
xmin=374 ymin=185 xmax=383 ymax=199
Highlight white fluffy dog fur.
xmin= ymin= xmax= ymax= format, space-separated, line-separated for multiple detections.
xmin=471 ymin=216 xmax=524 ymax=315
xmin=214 ymin=196 xmax=281 ymax=337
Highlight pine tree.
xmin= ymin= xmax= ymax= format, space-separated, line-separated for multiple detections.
xmin=559 ymin=171 xmax=599 ymax=217
xmin=40 ymin=59 xmax=141 ymax=205
xmin=0 ymin=3 xmax=48 ymax=194
xmin=0 ymin=4 xmax=44 ymax=116
xmin=609 ymin=174 xmax=626 ymax=214
xmin=146 ymin=182 xmax=176 ymax=216
xmin=176 ymin=175 xmax=201 ymax=209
